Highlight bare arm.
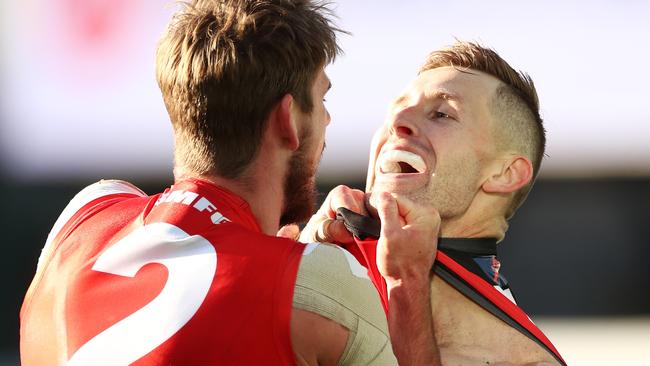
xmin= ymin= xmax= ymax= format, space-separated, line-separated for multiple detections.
xmin=385 ymin=283 xmax=438 ymax=365
xmin=291 ymin=308 xmax=349 ymax=366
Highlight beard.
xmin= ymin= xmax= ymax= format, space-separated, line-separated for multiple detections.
xmin=279 ymin=129 xmax=319 ymax=227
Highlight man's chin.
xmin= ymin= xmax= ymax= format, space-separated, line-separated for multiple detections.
xmin=367 ymin=181 xmax=429 ymax=214
xmin=370 ymin=178 xmax=425 ymax=196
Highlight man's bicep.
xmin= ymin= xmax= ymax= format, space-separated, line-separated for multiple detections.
xmin=291 ymin=308 xmax=348 ymax=366
xmin=291 ymin=243 xmax=398 ymax=366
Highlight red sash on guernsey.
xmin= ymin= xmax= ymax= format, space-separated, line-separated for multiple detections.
xmin=335 ymin=208 xmax=566 ymax=366
xmin=20 ymin=179 xmax=304 ymax=365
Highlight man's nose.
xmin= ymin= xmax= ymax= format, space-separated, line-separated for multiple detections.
xmin=389 ymin=105 xmax=419 ymax=137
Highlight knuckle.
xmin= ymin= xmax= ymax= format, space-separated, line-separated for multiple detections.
xmin=351 ymin=189 xmax=365 ymax=201
xmin=329 ymin=185 xmax=348 ymax=199
xmin=335 ymin=185 xmax=351 ymax=193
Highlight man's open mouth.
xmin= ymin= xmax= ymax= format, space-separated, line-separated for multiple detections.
xmin=378 ymin=150 xmax=426 ymax=174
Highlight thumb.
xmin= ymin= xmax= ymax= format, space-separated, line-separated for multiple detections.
xmin=392 ymin=194 xmax=432 ymax=227
xmin=277 ymin=224 xmax=300 ymax=240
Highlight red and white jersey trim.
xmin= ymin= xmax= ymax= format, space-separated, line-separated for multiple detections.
xmin=37 ymin=180 xmax=146 ymax=271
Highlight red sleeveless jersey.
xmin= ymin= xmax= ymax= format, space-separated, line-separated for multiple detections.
xmin=20 ymin=179 xmax=305 ymax=365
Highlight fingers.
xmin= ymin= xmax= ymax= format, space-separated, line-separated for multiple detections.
xmin=393 ymin=193 xmax=440 ymax=229
xmin=375 ymin=192 xmax=401 ymax=237
xmin=299 ymin=217 xmax=354 ymax=244
xmin=314 ymin=218 xmax=354 ymax=244
xmin=299 ymin=185 xmax=365 ymax=244
xmin=277 ymin=224 xmax=300 ymax=240
xmin=328 ymin=219 xmax=354 ymax=243
xmin=315 ymin=218 xmax=334 ymax=242
xmin=363 ymin=192 xmax=379 ymax=219
xmin=298 ymin=216 xmax=323 ymax=243
xmin=374 ymin=192 xmax=439 ymax=285
xmin=373 ymin=191 xmax=439 ymax=229
xmin=322 ymin=185 xmax=367 ymax=217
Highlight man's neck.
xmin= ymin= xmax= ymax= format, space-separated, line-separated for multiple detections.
xmin=436 ymin=193 xmax=510 ymax=241
xmin=175 ymin=169 xmax=285 ymax=237
xmin=440 ymin=214 xmax=508 ymax=241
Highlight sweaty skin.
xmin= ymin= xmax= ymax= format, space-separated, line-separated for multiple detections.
xmin=431 ymin=277 xmax=558 ymax=365
xmin=300 ymin=185 xmax=561 ymax=365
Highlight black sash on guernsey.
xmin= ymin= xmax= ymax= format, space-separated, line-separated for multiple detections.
xmin=336 ymin=208 xmax=566 ymax=366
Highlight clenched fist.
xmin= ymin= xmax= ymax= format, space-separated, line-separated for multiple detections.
xmin=372 ymin=192 xmax=440 ymax=288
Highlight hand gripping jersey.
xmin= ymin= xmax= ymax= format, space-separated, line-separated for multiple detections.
xmin=20 ymin=179 xmax=306 ymax=365
xmin=335 ymin=208 xmax=567 ymax=366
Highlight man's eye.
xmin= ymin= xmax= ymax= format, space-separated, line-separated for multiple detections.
xmin=323 ymin=98 xmax=327 ymax=102
xmin=434 ymin=111 xmax=450 ymax=119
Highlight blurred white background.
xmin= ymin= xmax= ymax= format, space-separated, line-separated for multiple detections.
xmin=1 ymin=1 xmax=649 ymax=365
xmin=1 ymin=0 xmax=649 ymax=181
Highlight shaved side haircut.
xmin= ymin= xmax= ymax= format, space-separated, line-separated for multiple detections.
xmin=419 ymin=41 xmax=545 ymax=217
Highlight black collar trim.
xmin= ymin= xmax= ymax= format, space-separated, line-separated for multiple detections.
xmin=438 ymin=238 xmax=496 ymax=256
xmin=336 ymin=207 xmax=497 ymax=255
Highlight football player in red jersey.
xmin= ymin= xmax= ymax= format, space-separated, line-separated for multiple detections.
xmin=301 ymin=42 xmax=566 ymax=365
xmin=20 ymin=1 xmax=438 ymax=365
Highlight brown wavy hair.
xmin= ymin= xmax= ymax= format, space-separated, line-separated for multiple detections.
xmin=156 ymin=0 xmax=343 ymax=178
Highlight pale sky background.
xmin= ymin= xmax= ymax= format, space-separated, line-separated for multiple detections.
xmin=1 ymin=0 xmax=649 ymax=181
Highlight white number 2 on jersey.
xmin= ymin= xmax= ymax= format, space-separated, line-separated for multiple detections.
xmin=68 ymin=223 xmax=217 ymax=365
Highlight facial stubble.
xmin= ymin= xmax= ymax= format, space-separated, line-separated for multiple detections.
xmin=279 ymin=127 xmax=321 ymax=227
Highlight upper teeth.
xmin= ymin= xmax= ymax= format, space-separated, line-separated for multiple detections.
xmin=379 ymin=150 xmax=426 ymax=174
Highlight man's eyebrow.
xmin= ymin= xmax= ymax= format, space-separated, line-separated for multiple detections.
xmin=431 ymin=90 xmax=463 ymax=103
xmin=393 ymin=90 xmax=462 ymax=106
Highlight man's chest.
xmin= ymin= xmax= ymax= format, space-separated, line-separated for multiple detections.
xmin=430 ymin=276 xmax=557 ymax=365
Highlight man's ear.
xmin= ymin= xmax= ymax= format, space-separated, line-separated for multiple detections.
xmin=483 ymin=155 xmax=533 ymax=194
xmin=271 ymin=93 xmax=300 ymax=151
